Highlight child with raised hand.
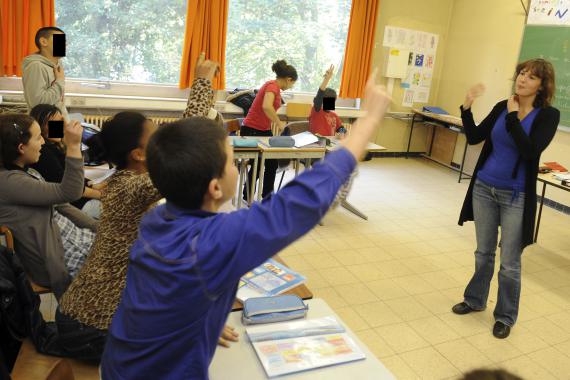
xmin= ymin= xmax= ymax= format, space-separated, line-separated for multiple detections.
xmin=100 ymin=70 xmax=391 ymax=379
xmin=0 ymin=114 xmax=95 ymax=299
xmin=309 ymin=64 xmax=343 ymax=137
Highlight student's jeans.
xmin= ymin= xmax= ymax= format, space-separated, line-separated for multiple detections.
xmin=463 ymin=179 xmax=525 ymax=327
xmin=240 ymin=125 xmax=278 ymax=200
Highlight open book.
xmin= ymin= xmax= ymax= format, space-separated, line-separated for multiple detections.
xmin=237 ymin=258 xmax=306 ymax=302
xmin=246 ymin=316 xmax=366 ymax=377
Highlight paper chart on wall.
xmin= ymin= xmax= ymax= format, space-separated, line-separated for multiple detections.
xmin=527 ymin=0 xmax=570 ymax=26
xmin=384 ymin=26 xmax=438 ymax=106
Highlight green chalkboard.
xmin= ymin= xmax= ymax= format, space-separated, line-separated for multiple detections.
xmin=518 ymin=25 xmax=570 ymax=128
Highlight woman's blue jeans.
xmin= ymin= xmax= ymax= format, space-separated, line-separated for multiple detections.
xmin=463 ymin=179 xmax=525 ymax=327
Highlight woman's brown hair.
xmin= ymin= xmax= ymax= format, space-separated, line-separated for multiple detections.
xmin=514 ymin=58 xmax=556 ymax=108
xmin=0 ymin=114 xmax=36 ymax=167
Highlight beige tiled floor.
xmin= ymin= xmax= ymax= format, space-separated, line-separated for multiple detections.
xmin=282 ymin=157 xmax=570 ymax=379
xmin=39 ymin=157 xmax=570 ymax=379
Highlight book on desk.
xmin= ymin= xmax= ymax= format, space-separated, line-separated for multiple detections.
xmin=237 ymin=258 xmax=306 ymax=302
xmin=246 ymin=316 xmax=366 ymax=378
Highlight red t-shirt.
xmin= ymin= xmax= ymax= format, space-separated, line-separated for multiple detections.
xmin=243 ymin=80 xmax=281 ymax=131
xmin=309 ymin=107 xmax=342 ymax=136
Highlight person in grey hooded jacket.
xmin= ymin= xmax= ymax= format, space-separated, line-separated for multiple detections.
xmin=22 ymin=27 xmax=69 ymax=121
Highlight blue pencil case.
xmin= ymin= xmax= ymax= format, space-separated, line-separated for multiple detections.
xmin=232 ymin=137 xmax=258 ymax=148
xmin=242 ymin=295 xmax=308 ymax=325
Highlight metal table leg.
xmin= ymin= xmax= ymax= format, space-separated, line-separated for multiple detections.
xmin=237 ymin=160 xmax=245 ymax=209
xmin=406 ymin=113 xmax=417 ymax=159
xmin=249 ymin=155 xmax=258 ymax=204
xmin=534 ymin=181 xmax=547 ymax=242
xmin=458 ymin=139 xmax=468 ymax=183
xmin=257 ymin=155 xmax=266 ymax=202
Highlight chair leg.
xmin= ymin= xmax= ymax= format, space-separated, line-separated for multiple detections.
xmin=278 ymin=171 xmax=286 ymax=191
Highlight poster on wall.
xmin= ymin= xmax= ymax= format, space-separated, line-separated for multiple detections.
xmin=527 ymin=0 xmax=570 ymax=26
xmin=383 ymin=26 xmax=438 ymax=107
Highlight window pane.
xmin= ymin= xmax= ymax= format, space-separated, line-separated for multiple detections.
xmin=226 ymin=0 xmax=352 ymax=93
xmin=55 ymin=0 xmax=187 ymax=84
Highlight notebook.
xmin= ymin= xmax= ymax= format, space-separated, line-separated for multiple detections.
xmin=291 ymin=131 xmax=319 ymax=147
xmin=246 ymin=316 xmax=365 ymax=378
xmin=237 ymin=259 xmax=306 ymax=301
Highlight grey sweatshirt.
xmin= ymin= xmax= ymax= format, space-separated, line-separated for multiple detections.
xmin=22 ymin=53 xmax=69 ymax=121
xmin=0 ymin=157 xmax=97 ymax=299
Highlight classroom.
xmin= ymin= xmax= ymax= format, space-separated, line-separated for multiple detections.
xmin=1 ymin=0 xmax=570 ymax=379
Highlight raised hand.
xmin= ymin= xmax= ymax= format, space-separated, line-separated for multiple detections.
xmin=320 ymin=64 xmax=335 ymax=90
xmin=195 ymin=52 xmax=220 ymax=81
xmin=463 ymin=83 xmax=485 ymax=109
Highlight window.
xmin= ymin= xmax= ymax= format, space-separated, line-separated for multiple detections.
xmin=55 ymin=0 xmax=187 ymax=84
xmin=225 ymin=0 xmax=352 ymax=93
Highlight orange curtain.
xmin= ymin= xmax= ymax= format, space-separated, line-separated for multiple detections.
xmin=339 ymin=0 xmax=380 ymax=98
xmin=179 ymin=0 xmax=228 ymax=90
xmin=0 ymin=0 xmax=55 ymax=77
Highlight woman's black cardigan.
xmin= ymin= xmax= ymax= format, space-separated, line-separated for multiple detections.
xmin=458 ymin=99 xmax=560 ymax=249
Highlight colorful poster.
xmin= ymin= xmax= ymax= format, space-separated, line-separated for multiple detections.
xmin=414 ymin=89 xmax=430 ymax=103
xmin=527 ymin=0 xmax=570 ymax=26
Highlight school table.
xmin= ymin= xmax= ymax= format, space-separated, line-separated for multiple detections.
xmin=211 ymin=298 xmax=396 ymax=380
xmin=534 ymin=173 xmax=570 ymax=242
xmin=233 ymin=145 xmax=260 ymax=208
xmin=255 ymin=137 xmax=327 ymax=201
xmin=231 ymin=255 xmax=313 ymax=311
xmin=407 ymin=109 xmax=471 ymax=183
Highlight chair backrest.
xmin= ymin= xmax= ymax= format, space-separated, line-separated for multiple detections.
xmin=284 ymin=121 xmax=310 ymax=136
xmin=46 ymin=358 xmax=75 ymax=380
xmin=0 ymin=226 xmax=14 ymax=250
xmin=285 ymin=103 xmax=312 ymax=119
xmin=224 ymin=119 xmax=241 ymax=136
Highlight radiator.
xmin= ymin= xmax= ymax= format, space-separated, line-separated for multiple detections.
xmin=82 ymin=114 xmax=180 ymax=128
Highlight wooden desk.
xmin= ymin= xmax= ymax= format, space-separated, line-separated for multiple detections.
xmin=231 ymin=255 xmax=313 ymax=311
xmin=12 ymin=339 xmax=99 ymax=380
xmin=535 ymin=173 xmax=570 ymax=242
xmin=211 ymin=299 xmax=396 ymax=380
xmin=256 ymin=137 xmax=327 ymax=201
xmin=407 ymin=109 xmax=471 ymax=183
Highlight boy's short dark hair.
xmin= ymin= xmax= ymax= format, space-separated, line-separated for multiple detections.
xmin=35 ymin=27 xmax=64 ymax=50
xmin=146 ymin=117 xmax=228 ymax=210
xmin=461 ymin=369 xmax=523 ymax=380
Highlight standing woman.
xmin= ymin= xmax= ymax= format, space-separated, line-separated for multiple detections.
xmin=241 ymin=59 xmax=297 ymax=200
xmin=453 ymin=58 xmax=560 ymax=339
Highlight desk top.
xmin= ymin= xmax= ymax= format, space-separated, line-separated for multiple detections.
xmin=210 ymin=299 xmax=396 ymax=380
xmin=232 ymin=255 xmax=313 ymax=311
xmin=328 ymin=138 xmax=387 ymax=153
xmin=412 ymin=108 xmax=463 ymax=127
xmin=256 ymin=137 xmax=326 ymax=153
xmin=537 ymin=172 xmax=570 ymax=190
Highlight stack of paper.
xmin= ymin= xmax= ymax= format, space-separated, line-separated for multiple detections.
xmin=291 ymin=131 xmax=319 ymax=148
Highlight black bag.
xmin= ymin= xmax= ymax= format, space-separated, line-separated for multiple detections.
xmin=0 ymin=245 xmax=66 ymax=371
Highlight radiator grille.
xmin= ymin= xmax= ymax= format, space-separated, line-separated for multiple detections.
xmin=83 ymin=114 xmax=180 ymax=127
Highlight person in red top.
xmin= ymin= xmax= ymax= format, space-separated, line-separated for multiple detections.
xmin=309 ymin=65 xmax=343 ymax=136
xmin=241 ymin=59 xmax=297 ymax=200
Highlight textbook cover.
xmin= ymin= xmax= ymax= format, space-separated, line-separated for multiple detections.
xmin=246 ymin=317 xmax=365 ymax=378
xmin=239 ymin=258 xmax=306 ymax=298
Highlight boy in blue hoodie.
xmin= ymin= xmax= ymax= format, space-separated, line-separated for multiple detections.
xmin=100 ymin=71 xmax=391 ymax=380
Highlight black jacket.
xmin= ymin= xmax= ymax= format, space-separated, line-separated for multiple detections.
xmin=458 ymin=100 xmax=560 ymax=249
xmin=0 ymin=246 xmax=65 ymax=374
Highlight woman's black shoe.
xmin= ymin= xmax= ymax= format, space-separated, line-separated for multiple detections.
xmin=452 ymin=302 xmax=475 ymax=315
xmin=493 ymin=321 xmax=511 ymax=339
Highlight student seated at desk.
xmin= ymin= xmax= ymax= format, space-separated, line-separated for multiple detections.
xmin=309 ymin=65 xmax=343 ymax=137
xmin=0 ymin=114 xmax=97 ymax=300
xmin=29 ymin=104 xmax=103 ymax=219
xmin=100 ymin=72 xmax=391 ymax=379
